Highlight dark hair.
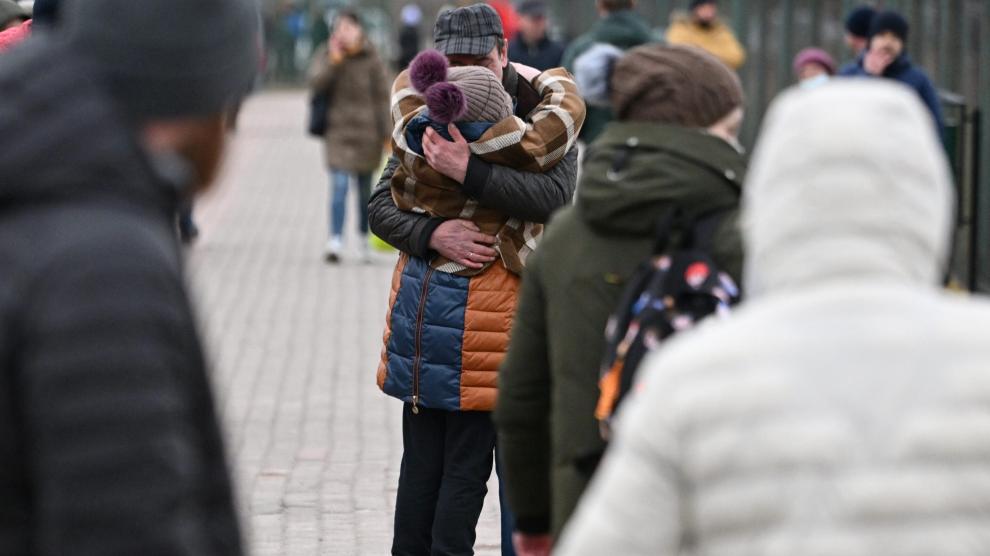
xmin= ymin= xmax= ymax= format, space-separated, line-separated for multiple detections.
xmin=599 ymin=0 xmax=634 ymax=12
xmin=334 ymin=8 xmax=364 ymax=29
xmin=845 ymin=5 xmax=876 ymax=38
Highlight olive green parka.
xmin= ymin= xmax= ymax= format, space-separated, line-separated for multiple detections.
xmin=494 ymin=121 xmax=746 ymax=537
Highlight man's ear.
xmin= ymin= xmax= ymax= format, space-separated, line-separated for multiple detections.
xmin=500 ymin=38 xmax=509 ymax=67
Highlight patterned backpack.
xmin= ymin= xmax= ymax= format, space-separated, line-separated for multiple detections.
xmin=595 ymin=208 xmax=741 ymax=440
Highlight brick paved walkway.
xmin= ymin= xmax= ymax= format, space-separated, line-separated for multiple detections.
xmin=187 ymin=91 xmax=503 ymax=555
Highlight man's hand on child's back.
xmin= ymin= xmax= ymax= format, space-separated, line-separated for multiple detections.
xmin=511 ymin=62 xmax=541 ymax=82
xmin=424 ymin=124 xmax=470 ymax=184
xmin=428 ymin=220 xmax=498 ymax=270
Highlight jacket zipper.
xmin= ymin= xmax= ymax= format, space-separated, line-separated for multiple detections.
xmin=411 ymin=267 xmax=435 ymax=414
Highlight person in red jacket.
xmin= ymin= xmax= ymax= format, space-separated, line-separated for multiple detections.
xmin=488 ymin=0 xmax=518 ymax=40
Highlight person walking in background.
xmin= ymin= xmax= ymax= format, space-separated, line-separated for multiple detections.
xmin=397 ymin=3 xmax=423 ymax=71
xmin=562 ymin=0 xmax=653 ymax=143
xmin=387 ymin=48 xmax=583 ymax=278
xmin=308 ymin=9 xmax=390 ymax=263
xmin=839 ymin=4 xmax=875 ymax=73
xmin=368 ymin=4 xmax=582 ymax=554
xmin=666 ymin=0 xmax=745 ymax=70
xmin=495 ymin=44 xmax=747 ymax=556
xmin=793 ymin=47 xmax=835 ymax=89
xmin=0 ymin=0 xmax=258 ymax=552
xmin=841 ymin=10 xmax=944 ymax=135
xmin=508 ymin=1 xmax=564 ymax=71
xmin=555 ymin=80 xmax=990 ymax=556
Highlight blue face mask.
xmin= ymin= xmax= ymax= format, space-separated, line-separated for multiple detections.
xmin=800 ymin=73 xmax=830 ymax=90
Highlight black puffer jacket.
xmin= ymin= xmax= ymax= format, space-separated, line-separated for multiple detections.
xmin=368 ymin=63 xmax=579 ymax=257
xmin=0 ymin=41 xmax=242 ymax=555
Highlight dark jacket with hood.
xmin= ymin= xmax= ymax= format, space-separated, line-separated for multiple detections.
xmin=493 ymin=121 xmax=746 ymax=538
xmin=840 ymin=52 xmax=945 ymax=135
xmin=509 ymin=34 xmax=565 ymax=72
xmin=560 ymin=10 xmax=655 ymax=143
xmin=0 ymin=42 xmax=242 ymax=555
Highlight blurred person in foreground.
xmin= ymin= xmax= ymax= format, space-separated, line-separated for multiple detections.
xmin=495 ymin=43 xmax=746 ymax=556
xmin=0 ymin=0 xmax=257 ymax=553
xmin=308 ymin=9 xmax=390 ymax=263
xmin=562 ymin=0 xmax=653 ymax=143
xmin=556 ymin=80 xmax=989 ymax=555
xmin=666 ymin=0 xmax=745 ymax=70
xmin=508 ymin=1 xmax=563 ymax=71
xmin=793 ymin=47 xmax=835 ymax=89
xmin=369 ymin=4 xmax=581 ymax=554
xmin=841 ymin=10 xmax=943 ymax=135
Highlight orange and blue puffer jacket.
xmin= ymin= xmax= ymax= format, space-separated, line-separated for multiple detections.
xmin=377 ymin=253 xmax=519 ymax=413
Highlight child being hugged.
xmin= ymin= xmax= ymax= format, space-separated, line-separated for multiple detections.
xmin=390 ymin=49 xmax=585 ymax=276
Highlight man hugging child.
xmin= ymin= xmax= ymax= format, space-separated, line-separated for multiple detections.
xmin=389 ymin=49 xmax=585 ymax=276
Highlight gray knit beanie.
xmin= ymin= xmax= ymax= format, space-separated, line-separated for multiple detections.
xmin=409 ymin=49 xmax=512 ymax=124
xmin=610 ymin=44 xmax=743 ymax=128
xmin=62 ymin=0 xmax=259 ymax=121
xmin=446 ymin=66 xmax=513 ymax=122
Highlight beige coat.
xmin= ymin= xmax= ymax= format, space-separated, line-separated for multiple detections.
xmin=308 ymin=42 xmax=391 ymax=173
xmin=558 ymin=82 xmax=990 ymax=555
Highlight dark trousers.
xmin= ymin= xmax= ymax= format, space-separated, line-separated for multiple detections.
xmin=496 ymin=449 xmax=517 ymax=556
xmin=392 ymin=404 xmax=496 ymax=556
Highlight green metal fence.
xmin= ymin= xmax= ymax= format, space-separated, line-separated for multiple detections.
xmin=546 ymin=0 xmax=990 ymax=290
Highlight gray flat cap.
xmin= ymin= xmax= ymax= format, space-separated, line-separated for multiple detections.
xmin=434 ymin=3 xmax=504 ymax=57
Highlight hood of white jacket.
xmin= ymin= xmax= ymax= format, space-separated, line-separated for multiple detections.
xmin=742 ymin=81 xmax=954 ymax=298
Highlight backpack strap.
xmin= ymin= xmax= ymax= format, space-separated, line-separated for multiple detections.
xmin=650 ymin=207 xmax=681 ymax=254
xmin=651 ymin=206 xmax=732 ymax=255
xmin=689 ymin=208 xmax=733 ymax=253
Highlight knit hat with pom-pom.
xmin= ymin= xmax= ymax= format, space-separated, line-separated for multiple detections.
xmin=409 ymin=49 xmax=513 ymax=125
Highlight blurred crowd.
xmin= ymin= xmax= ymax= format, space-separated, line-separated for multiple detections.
xmin=1 ymin=1 xmax=984 ymax=556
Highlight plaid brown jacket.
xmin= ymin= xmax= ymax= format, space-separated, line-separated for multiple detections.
xmin=389 ymin=67 xmax=585 ymax=276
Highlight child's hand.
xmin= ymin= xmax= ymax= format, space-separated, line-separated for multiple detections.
xmin=423 ymin=124 xmax=470 ymax=184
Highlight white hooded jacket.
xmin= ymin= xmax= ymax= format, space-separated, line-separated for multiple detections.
xmin=556 ymin=81 xmax=990 ymax=556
